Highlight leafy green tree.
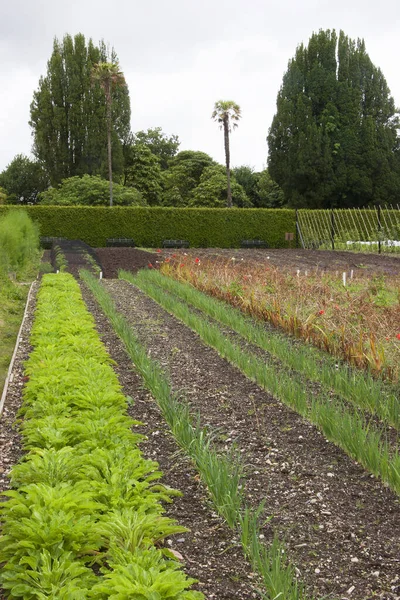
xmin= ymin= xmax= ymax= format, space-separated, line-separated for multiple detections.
xmin=0 ymin=187 xmax=7 ymax=205
xmin=30 ymin=34 xmax=131 ymax=186
xmin=0 ymin=155 xmax=48 ymax=204
xmin=162 ymin=151 xmax=216 ymax=206
xmin=124 ymin=144 xmax=163 ymax=205
xmin=212 ymin=100 xmax=241 ymax=207
xmin=189 ymin=165 xmax=251 ymax=207
xmin=38 ymin=175 xmax=145 ymax=206
xmin=255 ymin=170 xmax=285 ymax=207
xmin=233 ymin=166 xmax=259 ymax=205
xmin=133 ymin=128 xmax=180 ymax=169
xmin=267 ymin=29 xmax=400 ymax=207
xmin=92 ymin=62 xmax=127 ymax=206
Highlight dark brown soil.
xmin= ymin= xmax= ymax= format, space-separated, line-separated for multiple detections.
xmin=97 ymin=278 xmax=400 ymax=600
xmin=94 ymin=247 xmax=400 ymax=278
xmin=95 ymin=247 xmax=159 ymax=278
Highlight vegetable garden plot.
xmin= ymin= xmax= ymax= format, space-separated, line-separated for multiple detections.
xmin=79 ymin=280 xmax=276 ymax=600
xmin=156 ymin=253 xmax=400 ymax=381
xmin=91 ymin=276 xmax=400 ymax=600
xmin=0 ymin=274 xmax=203 ymax=599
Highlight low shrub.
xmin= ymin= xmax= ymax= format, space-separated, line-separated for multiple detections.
xmin=0 ymin=210 xmax=40 ymax=277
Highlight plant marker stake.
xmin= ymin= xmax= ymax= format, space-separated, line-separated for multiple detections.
xmin=305 ymin=270 xmax=308 ymax=276
xmin=343 ymin=272 xmax=346 ymax=286
xmin=56 ymin=270 xmax=59 ymax=274
xmin=350 ymin=269 xmax=354 ymax=279
xmin=99 ymin=271 xmax=103 ymax=280
xmin=297 ymin=269 xmax=300 ymax=277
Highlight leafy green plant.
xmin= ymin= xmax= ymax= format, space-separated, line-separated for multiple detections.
xmin=0 ymin=548 xmax=97 ymax=599
xmin=0 ymin=273 xmax=202 ymax=598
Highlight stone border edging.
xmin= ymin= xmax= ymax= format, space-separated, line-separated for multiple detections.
xmin=0 ymin=281 xmax=35 ymax=419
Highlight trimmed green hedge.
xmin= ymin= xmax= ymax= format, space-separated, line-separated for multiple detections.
xmin=0 ymin=206 xmax=296 ymax=248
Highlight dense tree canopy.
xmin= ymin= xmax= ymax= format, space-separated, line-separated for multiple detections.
xmin=267 ymin=29 xmax=400 ymax=207
xmin=233 ymin=165 xmax=285 ymax=207
xmin=124 ymin=144 xmax=163 ymax=205
xmin=30 ymin=34 xmax=131 ymax=186
xmin=189 ymin=165 xmax=251 ymax=207
xmin=161 ymin=151 xmax=216 ymax=206
xmin=39 ymin=175 xmax=145 ymax=206
xmin=133 ymin=128 xmax=180 ymax=169
xmin=0 ymin=155 xmax=48 ymax=204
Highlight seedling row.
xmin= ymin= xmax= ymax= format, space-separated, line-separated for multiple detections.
xmin=0 ymin=273 xmax=203 ymax=599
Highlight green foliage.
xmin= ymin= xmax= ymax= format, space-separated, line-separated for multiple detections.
xmin=255 ymin=170 xmax=285 ymax=207
xmin=189 ymin=165 xmax=251 ymax=207
xmin=133 ymin=128 xmax=180 ymax=170
xmin=0 ymin=186 xmax=7 ymax=204
xmin=162 ymin=151 xmax=216 ymax=206
xmin=0 ymin=154 xmax=48 ymax=204
xmin=0 ymin=548 xmax=98 ymax=599
xmin=30 ymin=34 xmax=131 ymax=185
xmin=232 ymin=166 xmax=285 ymax=207
xmin=0 ymin=210 xmax=40 ymax=277
xmin=232 ymin=166 xmax=259 ymax=204
xmin=39 ymin=175 xmax=145 ymax=206
xmin=92 ymin=546 xmax=203 ymax=599
xmin=124 ymin=144 xmax=163 ymax=205
xmin=268 ymin=29 xmax=400 ymax=207
xmin=0 ymin=274 xmax=202 ymax=598
xmin=0 ymin=205 xmax=296 ymax=248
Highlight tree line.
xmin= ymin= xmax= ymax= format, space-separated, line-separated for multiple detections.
xmin=1 ymin=30 xmax=399 ymax=209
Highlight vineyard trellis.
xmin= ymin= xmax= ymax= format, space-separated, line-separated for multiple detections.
xmin=296 ymin=206 xmax=400 ymax=253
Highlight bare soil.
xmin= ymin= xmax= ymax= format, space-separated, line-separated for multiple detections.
xmin=95 ymin=247 xmax=400 ymax=277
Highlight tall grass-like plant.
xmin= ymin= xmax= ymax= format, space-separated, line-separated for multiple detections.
xmin=122 ymin=271 xmax=400 ymax=496
xmin=0 ymin=210 xmax=40 ymax=277
xmin=129 ymin=269 xmax=400 ymax=430
xmin=158 ymin=257 xmax=400 ymax=381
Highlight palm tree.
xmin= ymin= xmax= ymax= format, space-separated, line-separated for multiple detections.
xmin=211 ymin=100 xmax=241 ymax=208
xmin=92 ymin=62 xmax=126 ymax=207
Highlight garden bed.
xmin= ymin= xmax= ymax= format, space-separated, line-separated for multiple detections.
xmin=87 ymin=277 xmax=400 ymax=600
xmin=94 ymin=247 xmax=400 ymax=277
xmin=1 ymin=246 xmax=400 ymax=599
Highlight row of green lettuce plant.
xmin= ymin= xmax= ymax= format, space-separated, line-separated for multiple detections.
xmin=0 ymin=273 xmax=203 ymax=599
xmin=80 ymin=269 xmax=309 ymax=600
xmin=136 ymin=268 xmax=399 ymax=430
xmin=119 ymin=270 xmax=400 ymax=496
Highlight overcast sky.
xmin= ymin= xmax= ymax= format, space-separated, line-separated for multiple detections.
xmin=1 ymin=0 xmax=399 ymax=174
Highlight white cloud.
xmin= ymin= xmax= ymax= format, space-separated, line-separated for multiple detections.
xmin=1 ymin=0 xmax=399 ymax=173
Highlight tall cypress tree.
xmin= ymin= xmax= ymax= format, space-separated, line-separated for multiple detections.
xmin=267 ymin=30 xmax=400 ymax=207
xmin=30 ymin=34 xmax=131 ymax=185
